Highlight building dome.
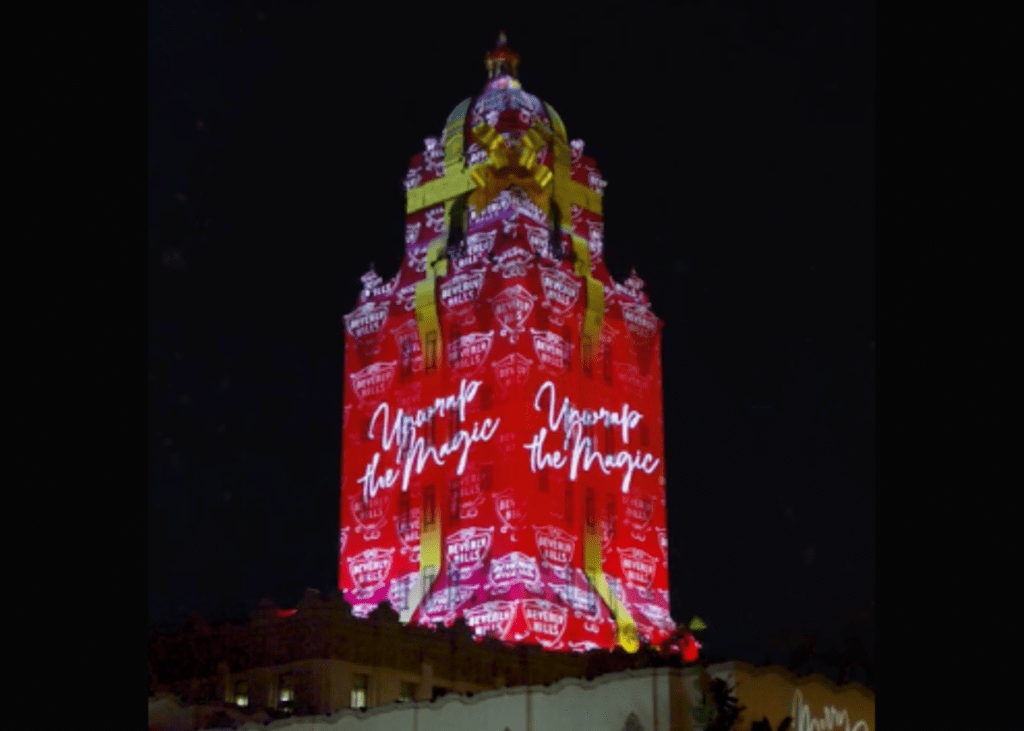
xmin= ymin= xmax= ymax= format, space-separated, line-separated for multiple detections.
xmin=444 ymin=33 xmax=567 ymax=167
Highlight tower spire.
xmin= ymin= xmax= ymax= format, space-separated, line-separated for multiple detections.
xmin=485 ymin=31 xmax=520 ymax=80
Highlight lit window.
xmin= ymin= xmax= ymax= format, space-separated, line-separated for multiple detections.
xmin=400 ymin=338 xmax=413 ymax=380
xmin=449 ymin=478 xmax=461 ymax=523
xmin=235 ymin=681 xmax=249 ymax=708
xmin=351 ymin=673 xmax=368 ymax=709
xmin=400 ymin=681 xmax=416 ymax=702
xmin=398 ymin=493 xmax=411 ymax=533
xmin=424 ymin=485 xmax=436 ymax=526
xmin=279 ymin=673 xmax=293 ymax=704
xmin=425 ymin=332 xmax=437 ymax=372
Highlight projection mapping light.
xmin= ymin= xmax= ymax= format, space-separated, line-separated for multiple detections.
xmin=339 ymin=33 xmax=674 ymax=654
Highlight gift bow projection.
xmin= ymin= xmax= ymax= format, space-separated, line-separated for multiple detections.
xmin=340 ymin=33 xmax=673 ymax=653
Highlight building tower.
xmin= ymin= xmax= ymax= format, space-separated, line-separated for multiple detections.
xmin=340 ymin=34 xmax=672 ymax=653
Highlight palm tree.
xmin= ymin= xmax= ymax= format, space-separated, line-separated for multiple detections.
xmin=688 ymin=665 xmax=746 ymax=730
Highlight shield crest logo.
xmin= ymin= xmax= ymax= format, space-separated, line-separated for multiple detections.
xmin=491 ymin=352 xmax=533 ymax=398
xmin=348 ymin=361 xmax=398 ymax=406
xmin=359 ymin=268 xmax=383 ymax=301
xmin=396 ymin=284 xmax=417 ymax=312
xmin=494 ymin=488 xmax=525 ymax=541
xmin=485 ymin=551 xmax=542 ymax=595
xmin=445 ymin=526 xmax=495 ymax=581
xmin=394 ymin=507 xmax=421 ymax=562
xmin=620 ymin=301 xmax=659 ymax=343
xmin=346 ymin=547 xmax=396 ymax=600
xmin=623 ymin=493 xmax=654 ymax=541
xmin=532 ymin=525 xmax=578 ymax=580
xmin=539 ymin=265 xmax=582 ymax=318
xmin=616 ymin=547 xmax=658 ymax=592
xmin=343 ymin=301 xmax=390 ymax=351
xmin=455 ymin=469 xmax=487 ymax=521
xmin=392 ymin=319 xmax=424 ymax=374
xmin=550 ymin=569 xmax=604 ymax=633
xmin=492 ymin=246 xmax=534 ymax=279
xmin=452 ymin=229 xmax=497 ymax=269
xmin=407 ymin=242 xmax=430 ymax=273
xmin=463 ymin=599 xmax=518 ymax=640
xmin=387 ymin=571 xmax=419 ymax=614
xmin=521 ymin=598 xmax=569 ymax=650
xmin=447 ymin=331 xmax=494 ymax=375
xmin=524 ymin=223 xmax=550 ymax=253
xmin=349 ymin=492 xmax=392 ymax=542
xmin=420 ymin=584 xmax=479 ymax=625
xmin=439 ymin=269 xmax=486 ymax=320
xmin=530 ymin=328 xmax=572 ymax=375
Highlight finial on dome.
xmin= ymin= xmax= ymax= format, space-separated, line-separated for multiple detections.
xmin=485 ymin=31 xmax=520 ymax=80
xmin=360 ymin=263 xmax=383 ymax=300
xmin=624 ymin=269 xmax=647 ymax=297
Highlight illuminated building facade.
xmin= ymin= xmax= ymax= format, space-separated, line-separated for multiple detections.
xmin=340 ymin=34 xmax=672 ymax=653
xmin=147 ymin=596 xmax=876 ymax=731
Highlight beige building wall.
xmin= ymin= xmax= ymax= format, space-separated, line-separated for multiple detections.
xmin=201 ymin=666 xmax=710 ymax=731
xmin=730 ymin=662 xmax=874 ymax=731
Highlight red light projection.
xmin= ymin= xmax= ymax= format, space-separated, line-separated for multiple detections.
xmin=339 ymin=37 xmax=674 ymax=653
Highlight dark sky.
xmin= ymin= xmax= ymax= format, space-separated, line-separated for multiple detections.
xmin=148 ymin=0 xmax=875 ymax=677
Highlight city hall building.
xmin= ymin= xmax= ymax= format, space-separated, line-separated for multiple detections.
xmin=149 ymin=35 xmax=874 ymax=731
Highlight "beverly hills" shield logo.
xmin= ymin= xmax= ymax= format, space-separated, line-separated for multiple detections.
xmin=491 ymin=352 xmax=533 ymax=397
xmin=521 ymin=598 xmax=569 ymax=649
xmin=485 ymin=551 xmax=542 ymax=595
xmin=539 ymin=265 xmax=582 ymax=318
xmin=445 ymin=526 xmax=494 ymax=581
xmin=349 ymin=492 xmax=392 ymax=541
xmin=533 ymin=524 xmax=578 ymax=580
xmin=347 ymin=547 xmax=395 ymax=599
xmin=489 ymin=284 xmax=537 ymax=343
xmin=616 ymin=547 xmax=658 ymax=592
xmin=439 ymin=269 xmax=486 ymax=319
xmin=463 ymin=599 xmax=518 ymax=640
xmin=447 ymin=331 xmax=494 ymax=375
xmin=348 ymin=361 xmax=397 ymax=405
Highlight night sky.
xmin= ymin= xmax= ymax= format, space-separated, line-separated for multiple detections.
xmin=148 ymin=1 xmax=875 ymax=680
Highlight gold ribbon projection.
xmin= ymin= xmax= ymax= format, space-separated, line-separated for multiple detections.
xmin=404 ymin=102 xmax=602 ymax=220
xmin=403 ymin=97 xmax=642 ymax=651
xmin=572 ymin=232 xmax=641 ymax=653
xmin=402 ymin=236 xmax=447 ymax=625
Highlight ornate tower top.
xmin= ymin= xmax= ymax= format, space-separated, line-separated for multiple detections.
xmin=485 ymin=31 xmax=520 ymax=80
